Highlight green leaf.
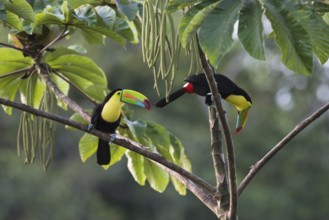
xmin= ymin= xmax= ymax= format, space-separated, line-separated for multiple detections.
xmin=95 ymin=5 xmax=116 ymax=28
xmin=124 ymin=118 xmax=190 ymax=194
xmin=292 ymin=9 xmax=329 ymax=64
xmin=0 ymin=76 xmax=24 ymax=114
xmin=74 ymin=4 xmax=98 ymax=26
xmin=4 ymin=0 xmax=35 ymax=21
xmin=44 ymin=47 xmax=80 ymax=60
xmin=199 ymin=0 xmax=243 ymax=68
xmin=0 ymin=48 xmax=32 ymax=114
xmin=51 ymin=73 xmax=70 ymax=110
xmin=166 ymin=0 xmax=204 ymax=14
xmin=178 ymin=1 xmax=221 ymax=48
xmin=126 ymin=150 xmax=146 ymax=185
xmin=264 ymin=0 xmax=313 ymax=75
xmin=170 ymin=176 xmax=187 ymax=196
xmin=46 ymin=54 xmax=107 ymax=91
xmin=6 ymin=10 xmax=23 ymax=31
xmin=74 ymin=21 xmax=127 ymax=46
xmin=79 ymin=28 xmax=105 ymax=44
xmin=84 ymin=85 xmax=109 ymax=102
xmin=67 ymin=0 xmax=101 ymax=9
xmin=79 ymin=133 xmax=97 ymax=163
xmin=238 ymin=0 xmax=265 ymax=60
xmin=20 ymin=75 xmax=46 ymax=109
xmin=66 ymin=112 xmax=88 ymax=130
xmin=116 ymin=0 xmax=139 ymax=21
xmin=0 ymin=48 xmax=33 ymax=75
xmin=68 ymin=45 xmax=88 ymax=54
xmin=35 ymin=11 xmax=64 ymax=25
xmin=144 ymin=158 xmax=170 ymax=193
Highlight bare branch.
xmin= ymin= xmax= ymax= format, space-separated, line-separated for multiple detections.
xmin=208 ymin=106 xmax=230 ymax=215
xmin=238 ymin=101 xmax=329 ymax=196
xmin=0 ymin=97 xmax=217 ymax=211
xmin=197 ymin=37 xmax=238 ymax=219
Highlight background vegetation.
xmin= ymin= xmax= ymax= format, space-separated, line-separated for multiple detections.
xmin=1 ymin=0 xmax=329 ymax=219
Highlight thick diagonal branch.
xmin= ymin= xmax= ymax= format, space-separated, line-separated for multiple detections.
xmin=238 ymin=101 xmax=329 ymax=196
xmin=0 ymin=97 xmax=218 ymax=213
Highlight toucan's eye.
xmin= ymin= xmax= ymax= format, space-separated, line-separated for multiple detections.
xmin=117 ymin=92 xmax=121 ymax=96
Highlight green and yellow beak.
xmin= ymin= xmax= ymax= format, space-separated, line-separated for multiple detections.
xmin=235 ymin=107 xmax=250 ymax=134
xmin=120 ymin=89 xmax=151 ymax=110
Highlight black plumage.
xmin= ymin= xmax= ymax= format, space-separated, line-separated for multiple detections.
xmin=156 ymin=73 xmax=252 ymax=107
xmin=91 ymin=89 xmax=121 ymax=165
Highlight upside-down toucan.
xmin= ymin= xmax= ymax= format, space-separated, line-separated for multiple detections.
xmin=90 ymin=89 xmax=151 ymax=165
xmin=156 ymin=73 xmax=252 ymax=133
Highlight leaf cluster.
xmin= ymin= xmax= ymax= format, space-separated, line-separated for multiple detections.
xmin=0 ymin=0 xmax=192 ymax=194
xmin=167 ymin=0 xmax=329 ymax=75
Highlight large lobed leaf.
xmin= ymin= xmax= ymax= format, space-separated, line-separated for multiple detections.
xmin=264 ymin=0 xmax=313 ymax=75
xmin=46 ymin=53 xmax=108 ymax=102
xmin=199 ymin=0 xmax=242 ymax=68
xmin=2 ymin=0 xmax=35 ymax=21
xmin=291 ymin=9 xmax=329 ymax=64
xmin=178 ymin=0 xmax=221 ymax=48
xmin=0 ymin=48 xmax=33 ymax=114
xmin=238 ymin=0 xmax=265 ymax=60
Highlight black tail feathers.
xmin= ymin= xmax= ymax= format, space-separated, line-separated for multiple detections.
xmin=155 ymin=88 xmax=186 ymax=107
xmin=97 ymin=139 xmax=111 ymax=165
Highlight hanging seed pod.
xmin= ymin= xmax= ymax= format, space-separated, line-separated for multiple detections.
xmin=141 ymin=0 xmax=200 ymax=98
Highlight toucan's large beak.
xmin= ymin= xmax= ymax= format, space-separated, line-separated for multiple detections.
xmin=235 ymin=108 xmax=250 ymax=134
xmin=121 ymin=89 xmax=151 ymax=110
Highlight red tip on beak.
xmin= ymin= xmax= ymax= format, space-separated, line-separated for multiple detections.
xmin=235 ymin=127 xmax=242 ymax=134
xmin=144 ymin=99 xmax=151 ymax=110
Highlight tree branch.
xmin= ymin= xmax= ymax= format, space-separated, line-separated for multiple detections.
xmin=197 ymin=37 xmax=238 ymax=220
xmin=0 ymin=97 xmax=217 ymax=212
xmin=208 ymin=106 xmax=230 ymax=216
xmin=238 ymin=101 xmax=329 ymax=196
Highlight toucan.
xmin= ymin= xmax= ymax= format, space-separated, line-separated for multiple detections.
xmin=89 ymin=89 xmax=151 ymax=165
xmin=156 ymin=73 xmax=252 ymax=133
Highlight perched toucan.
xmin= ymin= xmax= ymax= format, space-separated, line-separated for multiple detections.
xmin=156 ymin=73 xmax=252 ymax=133
xmin=90 ymin=89 xmax=151 ymax=165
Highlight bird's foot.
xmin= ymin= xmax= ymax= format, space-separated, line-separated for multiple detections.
xmin=205 ymin=93 xmax=213 ymax=106
xmin=87 ymin=124 xmax=94 ymax=131
xmin=109 ymin=134 xmax=116 ymax=144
